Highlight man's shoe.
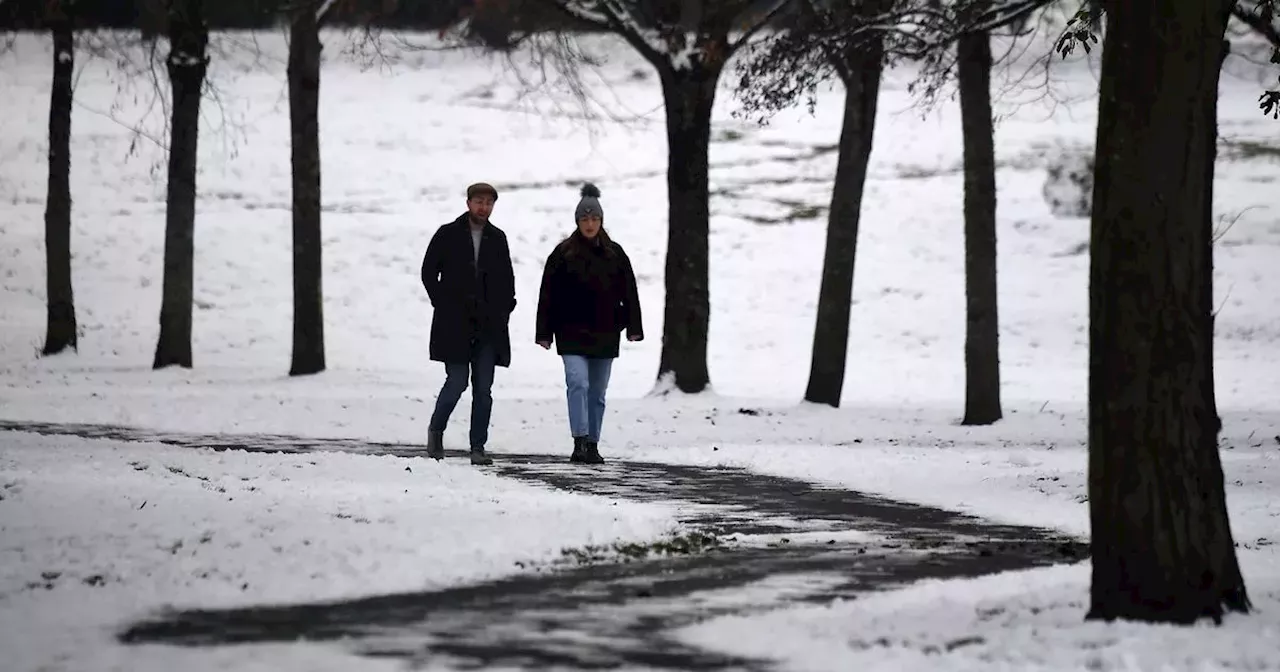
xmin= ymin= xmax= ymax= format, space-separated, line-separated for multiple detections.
xmin=426 ymin=431 xmax=445 ymax=460
xmin=569 ymin=436 xmax=587 ymax=463
xmin=582 ymin=440 xmax=605 ymax=465
xmin=470 ymin=448 xmax=494 ymax=466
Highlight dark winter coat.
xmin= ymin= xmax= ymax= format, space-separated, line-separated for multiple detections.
xmin=421 ymin=214 xmax=517 ymax=367
xmin=535 ymin=233 xmax=643 ymax=359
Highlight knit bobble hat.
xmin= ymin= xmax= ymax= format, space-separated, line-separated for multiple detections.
xmin=575 ymin=183 xmax=602 ymax=221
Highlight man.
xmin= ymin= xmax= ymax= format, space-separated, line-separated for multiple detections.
xmin=421 ymin=182 xmax=516 ymax=465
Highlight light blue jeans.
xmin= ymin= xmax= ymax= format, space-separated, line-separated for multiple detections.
xmin=562 ymin=355 xmax=613 ymax=442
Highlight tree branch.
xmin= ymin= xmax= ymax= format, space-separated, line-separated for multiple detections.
xmin=1233 ymin=1 xmax=1280 ymax=47
xmin=729 ymin=0 xmax=793 ymax=51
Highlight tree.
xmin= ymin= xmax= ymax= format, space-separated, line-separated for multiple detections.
xmin=736 ymin=0 xmax=890 ymax=407
xmin=1084 ymin=0 xmax=1249 ymax=623
xmin=541 ymin=0 xmax=790 ymax=394
xmin=734 ymin=0 xmax=1033 ymax=409
xmin=801 ymin=2 xmax=890 ymax=408
xmin=956 ymin=4 xmax=1000 ymax=425
xmin=41 ymin=0 xmax=77 ymax=356
xmin=286 ymin=0 xmax=332 ymax=376
xmin=153 ymin=0 xmax=209 ymax=369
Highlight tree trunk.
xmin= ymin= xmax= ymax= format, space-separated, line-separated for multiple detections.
xmin=803 ymin=43 xmax=883 ymax=407
xmin=1088 ymin=0 xmax=1248 ymax=624
xmin=1203 ymin=42 xmax=1229 ymax=437
xmin=153 ymin=0 xmax=207 ymax=369
xmin=957 ymin=29 xmax=1002 ymax=425
xmin=288 ymin=5 xmax=325 ymax=376
xmin=656 ymin=67 xmax=717 ymax=394
xmin=41 ymin=17 xmax=76 ymax=357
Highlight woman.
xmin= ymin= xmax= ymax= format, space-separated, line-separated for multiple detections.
xmin=535 ymin=183 xmax=644 ymax=464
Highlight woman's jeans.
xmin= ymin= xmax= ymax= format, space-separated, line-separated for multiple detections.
xmin=561 ymin=355 xmax=613 ymax=442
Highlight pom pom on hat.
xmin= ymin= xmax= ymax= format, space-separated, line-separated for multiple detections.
xmin=575 ymin=182 xmax=603 ymax=221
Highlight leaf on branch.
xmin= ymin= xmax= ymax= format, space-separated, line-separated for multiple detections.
xmin=1262 ymin=90 xmax=1280 ymax=119
xmin=1054 ymin=6 xmax=1100 ymax=59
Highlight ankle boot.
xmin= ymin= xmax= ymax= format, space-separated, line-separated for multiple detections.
xmin=426 ymin=430 xmax=445 ymax=460
xmin=569 ymin=436 xmax=587 ymax=463
xmin=583 ymin=440 xmax=604 ymax=464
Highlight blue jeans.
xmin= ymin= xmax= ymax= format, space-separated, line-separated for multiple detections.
xmin=562 ymin=355 xmax=613 ymax=442
xmin=429 ymin=340 xmax=496 ymax=450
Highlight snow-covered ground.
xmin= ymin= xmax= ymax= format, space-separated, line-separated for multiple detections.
xmin=1 ymin=27 xmax=1279 ymax=672
xmin=0 ymin=432 xmax=684 ymax=671
xmin=653 ymin=415 xmax=1280 ymax=671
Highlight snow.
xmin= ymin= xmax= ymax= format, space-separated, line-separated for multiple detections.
xmin=1041 ymin=151 xmax=1092 ymax=218
xmin=634 ymin=28 xmax=702 ymax=71
xmin=642 ymin=422 xmax=1280 ymax=670
xmin=1 ymin=27 xmax=1279 ymax=671
xmin=0 ymin=432 xmax=683 ymax=671
xmin=677 ymin=560 xmax=1280 ymax=672
xmin=315 ymin=0 xmax=340 ymax=22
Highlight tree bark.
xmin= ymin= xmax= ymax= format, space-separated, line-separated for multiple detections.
xmin=1203 ymin=41 xmax=1230 ymax=437
xmin=803 ymin=42 xmax=883 ymax=407
xmin=42 ymin=15 xmax=77 ymax=356
xmin=957 ymin=28 xmax=1002 ymax=425
xmin=288 ymin=5 xmax=326 ymax=376
xmin=1088 ymin=0 xmax=1248 ymax=624
xmin=153 ymin=0 xmax=207 ymax=369
xmin=656 ymin=67 xmax=718 ymax=394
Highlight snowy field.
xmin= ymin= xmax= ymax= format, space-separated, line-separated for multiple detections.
xmin=2 ymin=26 xmax=1280 ymax=671
xmin=0 ymin=433 xmax=685 ymax=672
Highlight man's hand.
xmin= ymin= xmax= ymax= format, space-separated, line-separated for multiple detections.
xmin=537 ymin=340 xmax=551 ymax=350
xmin=627 ymin=334 xmax=643 ymax=342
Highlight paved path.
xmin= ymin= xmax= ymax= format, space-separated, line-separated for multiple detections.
xmin=2 ymin=420 xmax=1089 ymax=670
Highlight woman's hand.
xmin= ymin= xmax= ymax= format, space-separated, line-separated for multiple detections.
xmin=537 ymin=340 xmax=552 ymax=350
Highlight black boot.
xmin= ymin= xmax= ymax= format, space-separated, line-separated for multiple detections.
xmin=569 ymin=436 xmax=587 ymax=463
xmin=426 ymin=430 xmax=445 ymax=460
xmin=583 ymin=440 xmax=605 ymax=465
xmin=470 ymin=447 xmax=494 ymax=466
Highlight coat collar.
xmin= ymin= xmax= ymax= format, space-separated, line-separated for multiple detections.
xmin=453 ymin=212 xmax=495 ymax=236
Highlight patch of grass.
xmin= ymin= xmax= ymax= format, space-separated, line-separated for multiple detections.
xmin=1221 ymin=139 xmax=1280 ymax=160
xmin=715 ymin=128 xmax=747 ymax=142
xmin=896 ymin=164 xmax=955 ymax=179
xmin=556 ymin=530 xmax=728 ymax=567
xmin=789 ymin=204 xmax=823 ymax=221
xmin=164 ymin=465 xmax=209 ymax=481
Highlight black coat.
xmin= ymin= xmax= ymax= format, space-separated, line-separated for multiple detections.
xmin=535 ymin=234 xmax=643 ymax=359
xmin=421 ymin=214 xmax=516 ymax=367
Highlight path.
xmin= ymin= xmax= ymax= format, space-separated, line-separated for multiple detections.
xmin=1 ymin=420 xmax=1089 ymax=670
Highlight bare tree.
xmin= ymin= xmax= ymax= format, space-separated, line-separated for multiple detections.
xmin=536 ymin=0 xmax=791 ymax=394
xmin=153 ymin=0 xmax=209 ymax=369
xmin=803 ymin=1 xmax=893 ymax=409
xmin=1071 ymin=0 xmax=1250 ymax=623
xmin=735 ymin=0 xmax=1039 ymax=409
xmin=41 ymin=0 xmax=78 ymax=356
xmin=286 ymin=0 xmax=335 ymax=376
xmin=737 ymin=0 xmax=890 ymax=407
xmin=957 ymin=1 xmax=1000 ymax=425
